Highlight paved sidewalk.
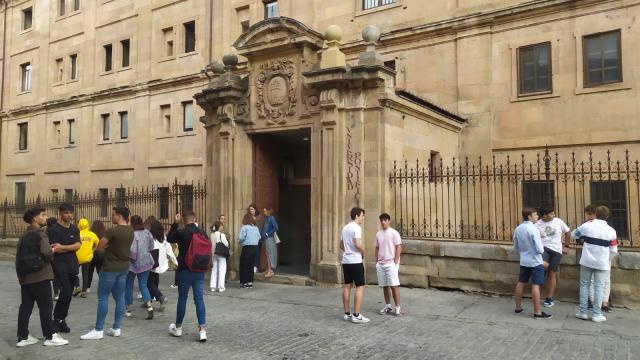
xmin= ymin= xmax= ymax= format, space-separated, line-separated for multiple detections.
xmin=0 ymin=261 xmax=638 ymax=360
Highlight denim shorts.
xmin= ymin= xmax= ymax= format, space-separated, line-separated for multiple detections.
xmin=518 ymin=264 xmax=545 ymax=285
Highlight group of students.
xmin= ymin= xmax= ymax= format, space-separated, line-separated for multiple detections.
xmin=513 ymin=204 xmax=618 ymax=322
xmin=15 ymin=202 xmax=230 ymax=346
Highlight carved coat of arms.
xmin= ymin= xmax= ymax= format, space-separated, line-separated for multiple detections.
xmin=256 ymin=58 xmax=297 ymax=124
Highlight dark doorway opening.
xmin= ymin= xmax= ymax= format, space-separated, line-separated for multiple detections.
xmin=252 ymin=128 xmax=311 ymax=276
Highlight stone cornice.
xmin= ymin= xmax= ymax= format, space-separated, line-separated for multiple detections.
xmin=341 ymin=0 xmax=632 ymax=55
xmin=0 ymin=73 xmax=206 ymax=118
xmin=380 ymin=97 xmax=465 ymax=133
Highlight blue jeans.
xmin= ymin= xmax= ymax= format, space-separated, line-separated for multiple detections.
xmin=579 ymin=265 xmax=607 ymax=317
xmin=176 ymin=270 xmax=206 ymax=327
xmin=125 ymin=271 xmax=151 ymax=306
xmin=95 ymin=270 xmax=127 ymax=331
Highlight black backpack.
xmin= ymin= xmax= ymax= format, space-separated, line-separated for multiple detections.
xmin=16 ymin=231 xmax=45 ymax=276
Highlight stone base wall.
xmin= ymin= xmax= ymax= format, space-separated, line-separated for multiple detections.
xmin=0 ymin=239 xmax=18 ymax=262
xmin=366 ymin=239 xmax=640 ymax=309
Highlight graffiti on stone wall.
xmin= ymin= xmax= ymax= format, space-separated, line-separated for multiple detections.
xmin=346 ymin=127 xmax=361 ymax=201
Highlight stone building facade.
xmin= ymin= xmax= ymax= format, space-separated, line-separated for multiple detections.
xmin=2 ymin=0 xmax=640 ymax=304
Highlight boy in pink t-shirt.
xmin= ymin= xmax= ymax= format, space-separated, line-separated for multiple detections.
xmin=375 ymin=213 xmax=403 ymax=316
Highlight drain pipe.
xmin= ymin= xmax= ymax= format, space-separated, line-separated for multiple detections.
xmin=0 ymin=1 xmax=8 ymax=186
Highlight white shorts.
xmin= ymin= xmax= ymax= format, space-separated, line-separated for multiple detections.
xmin=376 ymin=262 xmax=400 ymax=287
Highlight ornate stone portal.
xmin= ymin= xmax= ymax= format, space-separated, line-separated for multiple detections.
xmin=194 ymin=18 xmax=464 ymax=284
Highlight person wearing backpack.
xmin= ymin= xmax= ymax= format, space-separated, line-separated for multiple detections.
xmin=16 ymin=206 xmax=69 ymax=347
xmin=148 ymin=219 xmax=177 ymax=310
xmin=124 ymin=215 xmax=155 ymax=320
xmin=210 ymin=221 xmax=229 ymax=292
xmin=167 ymin=211 xmax=211 ymax=342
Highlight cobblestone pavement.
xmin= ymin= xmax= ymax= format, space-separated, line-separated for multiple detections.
xmin=0 ymin=261 xmax=638 ymax=360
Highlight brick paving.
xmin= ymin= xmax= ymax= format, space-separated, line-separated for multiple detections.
xmin=0 ymin=261 xmax=638 ymax=360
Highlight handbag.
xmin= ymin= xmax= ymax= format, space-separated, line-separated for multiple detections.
xmin=150 ymin=248 xmax=160 ymax=269
xmin=214 ymin=242 xmax=230 ymax=258
xmin=273 ymin=232 xmax=281 ymax=244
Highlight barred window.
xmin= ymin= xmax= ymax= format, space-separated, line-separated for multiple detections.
xmin=591 ymin=180 xmax=628 ymax=238
xmin=522 ymin=180 xmax=555 ymax=210
xmin=99 ymin=188 xmax=109 ymax=217
xmin=363 ymin=0 xmax=395 ymax=10
xmin=158 ymin=187 xmax=169 ymax=219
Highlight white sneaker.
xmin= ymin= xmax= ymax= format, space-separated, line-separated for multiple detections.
xmin=253 ymin=266 xmax=258 ymax=273
xmin=575 ymin=311 xmax=590 ymax=320
xmin=210 ymin=288 xmax=217 ymax=292
xmin=80 ymin=329 xmax=103 ymax=340
xmin=199 ymin=329 xmax=207 ymax=342
xmin=86 ymin=288 xmax=91 ymax=293
xmin=107 ymin=328 xmax=121 ymax=337
xmin=16 ymin=335 xmax=38 ymax=347
xmin=343 ymin=313 xmax=352 ymax=321
xmin=218 ymin=288 xmax=226 ymax=292
xmin=351 ymin=314 xmax=370 ymax=324
xmin=137 ymin=293 xmax=143 ymax=299
xmin=44 ymin=333 xmax=69 ymax=346
xmin=394 ymin=306 xmax=402 ymax=316
xmin=378 ymin=305 xmax=393 ymax=315
xmin=592 ymin=314 xmax=607 ymax=323
xmin=169 ymin=323 xmax=182 ymax=337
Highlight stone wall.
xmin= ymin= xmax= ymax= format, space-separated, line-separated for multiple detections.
xmin=365 ymin=239 xmax=640 ymax=309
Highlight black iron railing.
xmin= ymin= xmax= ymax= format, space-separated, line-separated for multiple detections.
xmin=389 ymin=148 xmax=639 ymax=248
xmin=1 ymin=179 xmax=207 ymax=239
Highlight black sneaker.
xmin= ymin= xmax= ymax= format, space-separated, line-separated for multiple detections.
xmin=601 ymin=305 xmax=613 ymax=313
xmin=533 ymin=312 xmax=552 ymax=320
xmin=56 ymin=320 xmax=71 ymax=333
xmin=514 ymin=308 xmax=524 ymax=314
xmin=543 ymin=298 xmax=555 ymax=307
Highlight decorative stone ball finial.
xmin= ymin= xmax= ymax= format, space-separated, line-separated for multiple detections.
xmin=211 ymin=61 xmax=225 ymax=74
xmin=325 ymin=25 xmax=343 ymax=43
xmin=362 ymin=25 xmax=381 ymax=44
xmin=222 ymin=53 xmax=238 ymax=69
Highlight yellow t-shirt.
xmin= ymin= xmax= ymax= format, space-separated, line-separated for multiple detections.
xmin=76 ymin=229 xmax=99 ymax=264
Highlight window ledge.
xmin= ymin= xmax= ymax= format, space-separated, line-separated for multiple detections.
xmin=575 ymin=82 xmax=631 ymax=95
xmin=510 ymin=92 xmax=559 ymax=103
xmin=99 ymin=70 xmax=114 ymax=76
xmin=54 ymin=15 xmax=68 ymax=23
xmin=97 ymin=141 xmax=112 ymax=146
xmin=68 ymin=10 xmax=82 ymax=18
xmin=68 ymin=78 xmax=79 ymax=83
xmin=177 ymin=131 xmax=196 ymax=137
xmin=17 ymin=90 xmax=31 ymax=96
xmin=117 ymin=66 xmax=132 ymax=73
xmin=19 ymin=28 xmax=33 ymax=35
xmin=49 ymin=145 xmax=63 ymax=150
xmin=115 ymin=139 xmax=130 ymax=143
xmin=179 ymin=51 xmax=198 ymax=59
xmin=155 ymin=134 xmax=174 ymax=139
xmin=52 ymin=82 xmax=65 ymax=88
xmin=158 ymin=56 xmax=176 ymax=63
xmin=355 ymin=2 xmax=402 ymax=17
xmin=15 ymin=150 xmax=29 ymax=154
xmin=65 ymin=144 xmax=76 ymax=148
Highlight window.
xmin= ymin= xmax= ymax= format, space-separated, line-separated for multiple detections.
xmin=518 ymin=42 xmax=551 ymax=95
xmin=179 ymin=185 xmax=193 ymax=213
xmin=64 ymin=189 xmax=74 ymax=203
xmin=101 ymin=114 xmax=110 ymax=141
xmin=158 ymin=187 xmax=169 ymax=219
xmin=264 ymin=1 xmax=278 ymax=18
xmin=21 ymin=63 xmax=31 ymax=92
xmin=160 ymin=105 xmax=171 ymax=133
xmin=121 ymin=39 xmax=130 ymax=67
xmin=53 ymin=121 xmax=61 ymax=145
xmin=184 ymin=21 xmax=196 ymax=53
xmin=119 ymin=111 xmax=128 ymax=139
xmin=104 ymin=44 xmax=113 ymax=72
xmin=363 ymin=0 xmax=395 ymax=10
xmin=99 ymin=188 xmax=109 ymax=217
xmin=591 ymin=180 xmax=628 ymax=238
xmin=583 ymin=30 xmax=621 ymax=87
xmin=56 ymin=58 xmax=64 ymax=82
xmin=15 ymin=182 xmax=26 ymax=210
xmin=22 ymin=7 xmax=33 ymax=30
xmin=163 ymin=28 xmax=174 ymax=57
xmin=182 ymin=101 xmax=194 ymax=131
xmin=67 ymin=119 xmax=75 ymax=145
xmin=70 ymin=54 xmax=78 ymax=80
xmin=115 ymin=187 xmax=125 ymax=207
xmin=51 ymin=189 xmax=59 ymax=199
xmin=59 ymin=0 xmax=66 ymax=16
xmin=73 ymin=0 xmax=80 ymax=11
xmin=428 ymin=151 xmax=441 ymax=182
xmin=18 ymin=123 xmax=28 ymax=151
xmin=522 ymin=180 xmax=555 ymax=209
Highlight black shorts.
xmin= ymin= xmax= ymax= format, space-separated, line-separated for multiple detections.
xmin=342 ymin=263 xmax=365 ymax=287
xmin=542 ymin=247 xmax=563 ymax=272
xmin=518 ymin=265 xmax=545 ymax=285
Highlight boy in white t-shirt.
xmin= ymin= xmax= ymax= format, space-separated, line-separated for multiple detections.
xmin=375 ymin=213 xmax=402 ymax=316
xmin=340 ymin=207 xmax=369 ymax=324
xmin=535 ymin=207 xmax=571 ymax=307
